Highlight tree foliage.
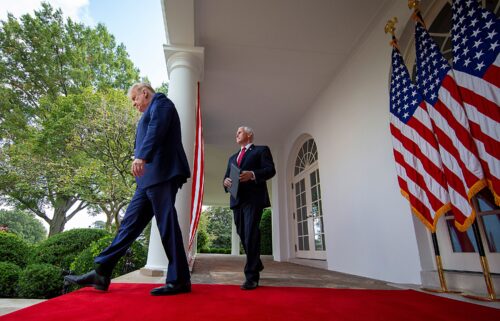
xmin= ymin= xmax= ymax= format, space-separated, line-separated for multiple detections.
xmin=0 ymin=3 xmax=140 ymax=235
xmin=0 ymin=209 xmax=47 ymax=243
xmin=71 ymin=89 xmax=138 ymax=230
xmin=201 ymin=207 xmax=232 ymax=250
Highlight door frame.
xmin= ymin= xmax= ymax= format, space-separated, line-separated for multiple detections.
xmin=287 ymin=134 xmax=327 ymax=261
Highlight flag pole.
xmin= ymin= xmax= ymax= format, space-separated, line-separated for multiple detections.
xmin=461 ymin=199 xmax=499 ymax=301
xmin=421 ymin=231 xmax=460 ymax=294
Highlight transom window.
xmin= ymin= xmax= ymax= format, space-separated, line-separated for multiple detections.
xmin=294 ymin=139 xmax=318 ymax=176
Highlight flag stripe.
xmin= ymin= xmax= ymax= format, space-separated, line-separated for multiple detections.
xmin=483 ymin=63 xmax=500 ymax=87
xmin=390 ymin=122 xmax=449 ymax=201
xmin=391 ymin=130 xmax=449 ymax=208
xmin=393 ymin=150 xmax=434 ymax=224
xmin=188 ymin=82 xmax=204 ymax=254
xmin=415 ymin=21 xmax=486 ymax=231
xmin=451 ymin=0 xmax=500 ymax=205
xmin=389 ymin=46 xmax=451 ymax=231
xmin=454 ymin=71 xmax=500 ymax=122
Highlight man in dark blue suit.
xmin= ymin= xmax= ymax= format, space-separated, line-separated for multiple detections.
xmin=65 ymin=83 xmax=192 ymax=296
xmin=223 ymin=126 xmax=275 ymax=290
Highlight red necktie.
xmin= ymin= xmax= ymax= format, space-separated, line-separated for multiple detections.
xmin=237 ymin=147 xmax=246 ymax=166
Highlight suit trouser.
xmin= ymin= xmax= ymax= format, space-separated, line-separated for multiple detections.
xmin=233 ymin=202 xmax=264 ymax=283
xmin=94 ymin=180 xmax=190 ymax=284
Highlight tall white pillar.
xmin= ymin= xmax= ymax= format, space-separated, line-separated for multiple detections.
xmin=231 ymin=216 xmax=241 ymax=255
xmin=142 ymin=46 xmax=204 ymax=275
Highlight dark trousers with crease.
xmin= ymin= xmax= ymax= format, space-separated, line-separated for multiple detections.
xmin=94 ymin=180 xmax=190 ymax=285
xmin=233 ymin=201 xmax=264 ymax=283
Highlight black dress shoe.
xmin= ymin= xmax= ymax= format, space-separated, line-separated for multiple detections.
xmin=241 ymin=280 xmax=258 ymax=290
xmin=150 ymin=281 xmax=191 ymax=296
xmin=63 ymin=270 xmax=110 ymax=291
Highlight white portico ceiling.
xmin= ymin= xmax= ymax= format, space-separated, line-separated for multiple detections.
xmin=162 ymin=0 xmax=394 ymax=205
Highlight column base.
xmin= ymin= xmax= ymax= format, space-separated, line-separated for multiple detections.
xmin=140 ymin=267 xmax=166 ymax=277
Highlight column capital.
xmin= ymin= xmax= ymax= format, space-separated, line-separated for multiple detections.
xmin=164 ymin=45 xmax=204 ymax=81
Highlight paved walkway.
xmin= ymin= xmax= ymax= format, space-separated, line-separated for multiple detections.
xmin=1 ymin=254 xmax=498 ymax=316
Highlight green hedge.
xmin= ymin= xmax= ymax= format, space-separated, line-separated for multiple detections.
xmin=0 ymin=232 xmax=32 ymax=267
xmin=70 ymin=235 xmax=147 ymax=278
xmin=260 ymin=209 xmax=272 ymax=255
xmin=0 ymin=262 xmax=21 ymax=297
xmin=32 ymin=228 xmax=110 ymax=270
xmin=17 ymin=264 xmax=62 ymax=299
xmin=199 ymin=248 xmax=231 ymax=254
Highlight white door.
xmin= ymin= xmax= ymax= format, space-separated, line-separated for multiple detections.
xmin=292 ymin=138 xmax=326 ymax=260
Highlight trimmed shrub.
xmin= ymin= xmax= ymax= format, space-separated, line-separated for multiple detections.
xmin=0 ymin=262 xmax=21 ymax=297
xmin=17 ymin=264 xmax=62 ymax=299
xmin=32 ymin=228 xmax=110 ymax=270
xmin=199 ymin=247 xmax=231 ymax=254
xmin=70 ymin=235 xmax=147 ymax=278
xmin=0 ymin=232 xmax=32 ymax=267
xmin=260 ymin=208 xmax=272 ymax=255
xmin=196 ymin=229 xmax=209 ymax=252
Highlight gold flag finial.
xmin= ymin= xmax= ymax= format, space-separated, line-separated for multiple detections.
xmin=384 ymin=17 xmax=398 ymax=36
xmin=408 ymin=0 xmax=420 ymax=10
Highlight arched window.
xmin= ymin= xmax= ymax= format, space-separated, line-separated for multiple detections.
xmin=294 ymin=138 xmax=318 ymax=176
xmin=291 ymin=138 xmax=326 ymax=260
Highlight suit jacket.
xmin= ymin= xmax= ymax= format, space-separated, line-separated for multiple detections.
xmin=224 ymin=145 xmax=276 ymax=209
xmin=134 ymin=93 xmax=190 ymax=189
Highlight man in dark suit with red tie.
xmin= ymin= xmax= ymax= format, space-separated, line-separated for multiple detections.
xmin=65 ymin=83 xmax=192 ymax=296
xmin=223 ymin=126 xmax=275 ymax=290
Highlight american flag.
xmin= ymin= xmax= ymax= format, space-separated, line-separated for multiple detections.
xmin=415 ymin=21 xmax=487 ymax=231
xmin=390 ymin=44 xmax=451 ymax=231
xmin=451 ymin=0 xmax=500 ymax=205
xmin=188 ymin=82 xmax=204 ymax=258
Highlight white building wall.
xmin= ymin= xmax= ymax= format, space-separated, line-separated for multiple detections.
xmin=278 ymin=2 xmax=422 ymax=284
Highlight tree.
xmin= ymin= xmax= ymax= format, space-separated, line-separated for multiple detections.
xmin=0 ymin=3 xmax=140 ymax=235
xmin=0 ymin=209 xmax=47 ymax=243
xmin=202 ymin=207 xmax=232 ymax=249
xmin=155 ymin=82 xmax=169 ymax=95
xmin=72 ymin=89 xmax=138 ymax=231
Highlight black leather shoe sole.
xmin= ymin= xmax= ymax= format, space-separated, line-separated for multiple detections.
xmin=241 ymin=281 xmax=258 ymax=290
xmin=63 ymin=275 xmax=109 ymax=291
xmin=150 ymin=284 xmax=191 ymax=296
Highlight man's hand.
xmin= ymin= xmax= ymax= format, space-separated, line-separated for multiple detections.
xmin=223 ymin=177 xmax=232 ymax=188
xmin=239 ymin=171 xmax=254 ymax=182
xmin=132 ymin=159 xmax=146 ymax=177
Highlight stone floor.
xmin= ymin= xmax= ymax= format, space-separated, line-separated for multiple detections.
xmin=0 ymin=254 xmax=498 ymax=316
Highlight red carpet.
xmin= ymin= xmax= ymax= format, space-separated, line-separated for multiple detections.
xmin=1 ymin=284 xmax=498 ymax=321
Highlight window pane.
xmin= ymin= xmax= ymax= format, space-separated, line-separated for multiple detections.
xmin=302 ymin=221 xmax=309 ymax=236
xmin=304 ymin=236 xmax=310 ymax=251
xmin=478 ymin=197 xmax=497 ymax=211
xmin=446 ymin=219 xmax=478 ymax=253
xmin=482 ymin=214 xmax=500 ymax=253
xmin=310 ymin=171 xmax=316 ymax=186
xmin=311 ymin=186 xmax=318 ymax=202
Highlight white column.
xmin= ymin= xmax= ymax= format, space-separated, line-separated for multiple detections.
xmin=142 ymin=46 xmax=204 ymax=275
xmin=141 ymin=219 xmax=168 ymax=275
xmin=231 ymin=216 xmax=240 ymax=255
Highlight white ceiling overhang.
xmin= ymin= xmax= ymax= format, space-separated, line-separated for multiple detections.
xmin=162 ymin=0 xmax=393 ymax=205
